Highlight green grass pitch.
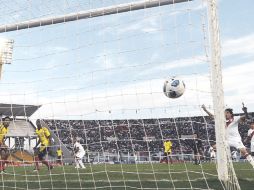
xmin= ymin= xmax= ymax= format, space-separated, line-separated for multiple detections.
xmin=0 ymin=163 xmax=253 ymax=190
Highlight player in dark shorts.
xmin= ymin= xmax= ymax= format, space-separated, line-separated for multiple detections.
xmin=192 ymin=133 xmax=203 ymax=165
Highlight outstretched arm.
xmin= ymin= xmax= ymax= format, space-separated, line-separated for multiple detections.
xmin=245 ymin=130 xmax=254 ymax=143
xmin=201 ymin=105 xmax=214 ymax=119
xmin=240 ymin=103 xmax=250 ymax=122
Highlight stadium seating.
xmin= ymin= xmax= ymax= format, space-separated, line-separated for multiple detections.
xmin=44 ymin=113 xmax=253 ymax=155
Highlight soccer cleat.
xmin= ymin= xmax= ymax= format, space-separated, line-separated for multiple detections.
xmin=0 ymin=170 xmax=6 ymax=174
xmin=33 ymin=169 xmax=39 ymax=172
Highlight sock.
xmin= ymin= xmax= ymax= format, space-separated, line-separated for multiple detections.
xmin=0 ymin=160 xmax=3 ymax=171
xmin=42 ymin=160 xmax=50 ymax=168
xmin=194 ymin=157 xmax=198 ymax=164
xmin=169 ymin=157 xmax=173 ymax=164
xmin=246 ymin=155 xmax=254 ymax=168
xmin=2 ymin=160 xmax=7 ymax=171
xmin=75 ymin=159 xmax=80 ymax=168
xmin=34 ymin=156 xmax=40 ymax=170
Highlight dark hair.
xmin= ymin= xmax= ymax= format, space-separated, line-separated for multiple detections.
xmin=3 ymin=116 xmax=11 ymax=121
xmin=36 ymin=119 xmax=42 ymax=127
xmin=193 ymin=131 xmax=199 ymax=138
xmin=225 ymin=108 xmax=233 ymax=115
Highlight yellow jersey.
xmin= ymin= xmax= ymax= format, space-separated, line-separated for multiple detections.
xmin=36 ymin=127 xmax=51 ymax=146
xmin=57 ymin=149 xmax=63 ymax=157
xmin=0 ymin=124 xmax=8 ymax=144
xmin=164 ymin=141 xmax=172 ymax=153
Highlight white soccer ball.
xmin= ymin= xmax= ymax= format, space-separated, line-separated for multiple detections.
xmin=163 ymin=77 xmax=185 ymax=98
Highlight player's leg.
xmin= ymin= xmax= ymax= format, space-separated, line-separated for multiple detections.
xmin=193 ymin=148 xmax=200 ymax=165
xmin=1 ymin=146 xmax=10 ymax=172
xmin=160 ymin=152 xmax=167 ymax=163
xmin=167 ymin=152 xmax=173 ymax=164
xmin=251 ymin=142 xmax=254 ymax=156
xmin=210 ymin=152 xmax=215 ymax=162
xmin=239 ymin=147 xmax=254 ymax=168
xmin=229 ymin=140 xmax=254 ymax=168
xmin=0 ymin=144 xmax=10 ymax=173
xmin=198 ymin=149 xmax=204 ymax=163
xmin=39 ymin=146 xmax=53 ymax=170
xmin=56 ymin=156 xmax=60 ymax=165
xmin=33 ymin=151 xmax=40 ymax=171
xmin=0 ymin=148 xmax=5 ymax=172
xmin=78 ymin=157 xmax=86 ymax=169
xmin=75 ymin=156 xmax=80 ymax=168
xmin=57 ymin=156 xmax=63 ymax=165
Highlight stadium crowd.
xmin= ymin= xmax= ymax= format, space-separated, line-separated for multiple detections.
xmin=44 ymin=113 xmax=253 ymax=155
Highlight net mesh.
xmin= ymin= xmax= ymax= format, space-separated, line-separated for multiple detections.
xmin=0 ymin=0 xmax=249 ymax=189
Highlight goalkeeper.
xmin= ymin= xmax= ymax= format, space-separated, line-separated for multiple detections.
xmin=161 ymin=140 xmax=173 ymax=164
xmin=33 ymin=119 xmax=53 ymax=171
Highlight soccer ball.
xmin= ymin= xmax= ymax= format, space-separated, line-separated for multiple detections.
xmin=163 ymin=77 xmax=185 ymax=98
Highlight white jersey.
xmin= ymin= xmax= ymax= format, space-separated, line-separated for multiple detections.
xmin=248 ymin=129 xmax=254 ymax=152
xmin=208 ymin=147 xmax=216 ymax=158
xmin=74 ymin=142 xmax=85 ymax=158
xmin=248 ymin=129 xmax=254 ymax=142
xmin=226 ymin=116 xmax=241 ymax=141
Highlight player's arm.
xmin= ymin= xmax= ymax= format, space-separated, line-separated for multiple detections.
xmin=74 ymin=146 xmax=79 ymax=154
xmin=2 ymin=136 xmax=6 ymax=144
xmin=169 ymin=141 xmax=172 ymax=149
xmin=201 ymin=105 xmax=214 ymax=119
xmin=34 ymin=139 xmax=41 ymax=149
xmin=44 ymin=128 xmax=53 ymax=145
xmin=163 ymin=142 xmax=166 ymax=151
xmin=245 ymin=129 xmax=254 ymax=143
xmin=240 ymin=103 xmax=250 ymax=122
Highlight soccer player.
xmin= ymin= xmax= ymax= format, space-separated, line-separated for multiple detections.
xmin=201 ymin=104 xmax=254 ymax=168
xmin=192 ymin=133 xmax=203 ymax=165
xmin=0 ymin=117 xmax=10 ymax=173
xmin=56 ymin=147 xmax=63 ymax=165
xmin=73 ymin=139 xmax=86 ymax=169
xmin=208 ymin=146 xmax=216 ymax=161
xmin=33 ymin=119 xmax=53 ymax=171
xmin=246 ymin=122 xmax=254 ymax=156
xmin=162 ymin=139 xmax=173 ymax=164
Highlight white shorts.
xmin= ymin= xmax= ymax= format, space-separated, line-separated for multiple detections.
xmin=75 ymin=152 xmax=85 ymax=159
xmin=251 ymin=142 xmax=254 ymax=152
xmin=210 ymin=152 xmax=216 ymax=158
xmin=227 ymin=139 xmax=245 ymax=150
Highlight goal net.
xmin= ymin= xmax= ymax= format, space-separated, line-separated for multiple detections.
xmin=0 ymin=0 xmax=248 ymax=189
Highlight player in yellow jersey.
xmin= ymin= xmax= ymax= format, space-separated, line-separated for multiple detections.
xmin=0 ymin=116 xmax=10 ymax=173
xmin=56 ymin=148 xmax=63 ymax=165
xmin=33 ymin=119 xmax=53 ymax=171
xmin=161 ymin=140 xmax=173 ymax=164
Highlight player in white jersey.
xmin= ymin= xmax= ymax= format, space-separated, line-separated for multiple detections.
xmin=73 ymin=139 xmax=86 ymax=169
xmin=208 ymin=146 xmax=216 ymax=160
xmin=246 ymin=122 xmax=254 ymax=156
xmin=201 ymin=104 xmax=254 ymax=168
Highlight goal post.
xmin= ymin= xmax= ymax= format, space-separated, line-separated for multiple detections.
xmin=0 ymin=38 xmax=14 ymax=79
xmin=0 ymin=0 xmax=190 ymax=33
xmin=208 ymin=0 xmax=240 ymax=188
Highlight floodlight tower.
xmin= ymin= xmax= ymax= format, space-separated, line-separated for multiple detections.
xmin=0 ymin=38 xmax=14 ymax=79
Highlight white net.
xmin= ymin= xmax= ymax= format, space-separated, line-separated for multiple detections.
xmin=0 ymin=0 xmax=251 ymax=189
